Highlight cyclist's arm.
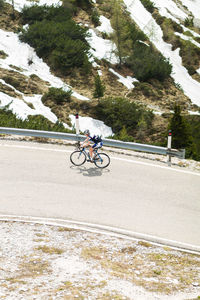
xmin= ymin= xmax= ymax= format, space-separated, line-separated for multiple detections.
xmin=82 ymin=137 xmax=90 ymax=147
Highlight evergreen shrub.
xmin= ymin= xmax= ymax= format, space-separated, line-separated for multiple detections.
xmin=184 ymin=17 xmax=194 ymax=28
xmin=94 ymin=97 xmax=154 ymax=136
xmin=93 ymin=74 xmax=105 ymax=98
xmin=186 ymin=115 xmax=200 ymax=161
xmin=140 ymin=0 xmax=156 ymax=13
xmin=126 ymin=44 xmax=172 ymax=81
xmin=21 ymin=5 xmax=72 ymax=24
xmin=0 ymin=108 xmax=73 ymax=133
xmin=169 ymin=105 xmax=197 ymax=159
xmin=20 ymin=5 xmax=91 ymax=74
xmin=111 ymin=18 xmax=172 ymax=82
xmin=91 ymin=9 xmax=100 ymax=26
xmin=42 ymin=87 xmax=72 ymax=105
xmin=0 ymin=0 xmax=4 ymax=9
xmin=75 ymin=0 xmax=92 ymax=10
xmin=179 ymin=40 xmax=200 ymax=75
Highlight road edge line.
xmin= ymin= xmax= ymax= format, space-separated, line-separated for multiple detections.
xmin=0 ymin=214 xmax=200 ymax=255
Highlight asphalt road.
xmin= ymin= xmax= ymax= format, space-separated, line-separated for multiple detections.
xmin=0 ymin=140 xmax=200 ymax=251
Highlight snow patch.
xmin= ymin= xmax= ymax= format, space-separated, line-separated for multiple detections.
xmin=4 ymin=0 xmax=61 ymax=12
xmin=69 ymin=115 xmax=113 ymax=138
xmin=87 ymin=29 xmax=119 ymax=64
xmin=109 ymin=68 xmax=138 ymax=89
xmin=97 ymin=16 xmax=114 ymax=35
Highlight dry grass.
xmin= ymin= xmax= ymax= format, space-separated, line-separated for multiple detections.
xmin=138 ymin=241 xmax=153 ymax=248
xmin=82 ymin=246 xmax=108 ymax=260
xmin=34 ymin=245 xmax=65 ymax=255
xmin=5 ymin=256 xmax=51 ymax=290
xmin=19 ymin=257 xmax=51 ymax=278
xmin=57 ymin=227 xmax=79 ymax=232
xmin=81 ymin=244 xmax=200 ymax=294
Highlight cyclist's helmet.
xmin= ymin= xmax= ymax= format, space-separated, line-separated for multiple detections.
xmin=84 ymin=129 xmax=90 ymax=135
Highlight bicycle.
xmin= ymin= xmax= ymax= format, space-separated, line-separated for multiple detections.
xmin=70 ymin=143 xmax=110 ymax=169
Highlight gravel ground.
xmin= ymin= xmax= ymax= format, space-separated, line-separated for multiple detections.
xmin=0 ymin=221 xmax=200 ymax=300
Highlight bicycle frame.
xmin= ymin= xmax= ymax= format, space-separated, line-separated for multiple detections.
xmin=80 ymin=147 xmax=100 ymax=161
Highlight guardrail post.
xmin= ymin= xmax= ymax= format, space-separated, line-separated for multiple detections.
xmin=75 ymin=113 xmax=80 ymax=143
xmin=167 ymin=130 xmax=172 ymax=166
xmin=75 ymin=113 xmax=80 ymax=135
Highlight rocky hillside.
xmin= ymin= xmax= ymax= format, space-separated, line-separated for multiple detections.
xmin=0 ymin=0 xmax=200 ymax=149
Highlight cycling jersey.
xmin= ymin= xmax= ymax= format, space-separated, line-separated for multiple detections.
xmin=89 ymin=135 xmax=102 ymax=144
xmin=89 ymin=135 xmax=103 ymax=149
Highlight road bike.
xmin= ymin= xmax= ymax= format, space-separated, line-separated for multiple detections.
xmin=70 ymin=143 xmax=110 ymax=169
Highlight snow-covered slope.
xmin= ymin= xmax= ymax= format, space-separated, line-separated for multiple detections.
xmin=124 ymin=0 xmax=200 ymax=107
xmin=1 ymin=0 xmax=200 ymax=136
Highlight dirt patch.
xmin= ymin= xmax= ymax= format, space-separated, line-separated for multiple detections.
xmin=0 ymin=68 xmax=49 ymax=96
xmin=0 ymin=3 xmax=22 ymax=32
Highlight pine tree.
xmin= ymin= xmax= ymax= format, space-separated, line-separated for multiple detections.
xmin=110 ymin=0 xmax=132 ymax=66
xmin=93 ymin=74 xmax=105 ymax=98
xmin=0 ymin=0 xmax=5 ymax=8
xmin=169 ymin=104 xmax=196 ymax=158
xmin=170 ymin=105 xmax=188 ymax=148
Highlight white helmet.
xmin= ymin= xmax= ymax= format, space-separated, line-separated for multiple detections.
xmin=84 ymin=129 xmax=90 ymax=135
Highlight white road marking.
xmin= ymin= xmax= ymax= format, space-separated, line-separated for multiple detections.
xmin=109 ymin=156 xmax=200 ymax=176
xmin=1 ymin=143 xmax=200 ymax=176
xmin=0 ymin=214 xmax=200 ymax=255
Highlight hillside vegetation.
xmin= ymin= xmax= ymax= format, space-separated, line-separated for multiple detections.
xmin=0 ymin=0 xmax=200 ymax=160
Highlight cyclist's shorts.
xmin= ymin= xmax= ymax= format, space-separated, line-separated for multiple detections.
xmin=92 ymin=142 xmax=103 ymax=149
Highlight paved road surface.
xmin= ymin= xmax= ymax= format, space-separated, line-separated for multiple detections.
xmin=0 ymin=140 xmax=200 ymax=251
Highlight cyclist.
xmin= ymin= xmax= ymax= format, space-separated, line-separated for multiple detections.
xmin=82 ymin=129 xmax=103 ymax=162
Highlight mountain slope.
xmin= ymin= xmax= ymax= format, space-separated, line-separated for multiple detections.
xmin=0 ymin=0 xmax=200 ymax=145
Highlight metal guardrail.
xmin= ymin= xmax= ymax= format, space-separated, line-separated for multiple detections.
xmin=0 ymin=127 xmax=185 ymax=159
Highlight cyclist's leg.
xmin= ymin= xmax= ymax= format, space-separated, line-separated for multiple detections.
xmin=93 ymin=142 xmax=103 ymax=160
xmin=90 ymin=144 xmax=97 ymax=160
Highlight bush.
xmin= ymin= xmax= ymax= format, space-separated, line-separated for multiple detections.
xmin=20 ymin=6 xmax=91 ymax=74
xmin=42 ymin=87 xmax=72 ymax=105
xmin=21 ymin=4 xmax=72 ymax=25
xmin=0 ymin=108 xmax=73 ymax=133
xmin=91 ymin=8 xmax=100 ymax=26
xmin=135 ymin=82 xmax=155 ymax=97
xmin=114 ymin=20 xmax=172 ymax=82
xmin=179 ymin=40 xmax=200 ymax=75
xmin=186 ymin=115 xmax=200 ymax=161
xmin=114 ymin=126 xmax=134 ymax=142
xmin=169 ymin=105 xmax=197 ymax=159
xmin=126 ymin=44 xmax=172 ymax=81
xmin=184 ymin=17 xmax=194 ymax=28
xmin=140 ymin=0 xmax=156 ymax=13
xmin=75 ymin=0 xmax=92 ymax=10
xmin=0 ymin=0 xmax=5 ymax=9
xmin=94 ymin=97 xmax=154 ymax=136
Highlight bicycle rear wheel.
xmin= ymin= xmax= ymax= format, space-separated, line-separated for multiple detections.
xmin=70 ymin=151 xmax=86 ymax=166
xmin=94 ymin=153 xmax=110 ymax=169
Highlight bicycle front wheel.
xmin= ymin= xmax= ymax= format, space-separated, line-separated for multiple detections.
xmin=70 ymin=151 xmax=86 ymax=166
xmin=94 ymin=153 xmax=110 ymax=169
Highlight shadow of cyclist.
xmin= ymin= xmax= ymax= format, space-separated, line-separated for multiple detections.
xmin=70 ymin=166 xmax=110 ymax=177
